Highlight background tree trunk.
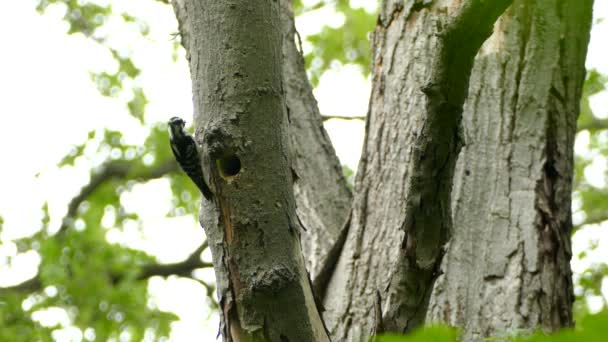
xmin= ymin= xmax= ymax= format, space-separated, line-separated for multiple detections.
xmin=427 ymin=1 xmax=593 ymax=341
xmin=278 ymin=0 xmax=353 ymax=285
xmin=322 ymin=1 xmax=512 ymax=339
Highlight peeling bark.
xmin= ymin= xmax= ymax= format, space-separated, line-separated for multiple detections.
xmin=427 ymin=1 xmax=593 ymax=340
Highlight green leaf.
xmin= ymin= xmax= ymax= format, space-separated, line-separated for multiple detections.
xmin=375 ymin=325 xmax=459 ymax=342
xmin=513 ymin=310 xmax=608 ymax=342
xmin=304 ymin=3 xmax=376 ymax=85
xmin=127 ymin=87 xmax=148 ymax=123
xmin=577 ymin=69 xmax=608 ymax=132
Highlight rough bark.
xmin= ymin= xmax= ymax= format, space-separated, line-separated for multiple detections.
xmin=427 ymin=1 xmax=593 ymax=340
xmin=322 ymin=1 xmax=512 ymax=340
xmin=176 ymin=1 xmax=329 ymax=340
xmin=278 ymin=0 xmax=352 ymax=286
xmin=172 ymin=0 xmax=592 ymax=341
xmin=173 ymin=0 xmax=351 ymax=289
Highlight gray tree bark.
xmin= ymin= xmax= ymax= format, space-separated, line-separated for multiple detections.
xmin=278 ymin=1 xmax=352 ymax=286
xmin=172 ymin=0 xmax=352 ymax=292
xmin=171 ymin=0 xmax=593 ymax=341
xmin=427 ymin=1 xmax=593 ymax=341
xmin=172 ymin=1 xmax=331 ymax=340
xmin=322 ymin=1 xmax=512 ymax=340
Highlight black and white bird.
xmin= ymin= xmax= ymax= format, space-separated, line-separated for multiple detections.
xmin=168 ymin=117 xmax=213 ymax=200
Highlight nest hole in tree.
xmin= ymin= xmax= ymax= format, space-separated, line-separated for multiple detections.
xmin=217 ymin=153 xmax=241 ymax=178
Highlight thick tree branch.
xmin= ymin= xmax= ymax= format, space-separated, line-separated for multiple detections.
xmin=2 ymin=158 xmax=198 ymax=295
xmin=1 ymin=242 xmax=212 ymax=294
xmin=134 ymin=241 xmax=212 ymax=280
xmin=574 ymin=212 xmax=608 ymax=231
xmin=0 ymin=276 xmax=42 ymax=295
xmin=58 ymin=159 xmax=178 ymax=235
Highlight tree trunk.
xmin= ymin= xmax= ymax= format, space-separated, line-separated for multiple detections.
xmin=173 ymin=1 xmax=330 ymax=340
xmin=427 ymin=1 xmax=593 ymax=341
xmin=172 ymin=1 xmax=352 ymax=287
xmin=278 ymin=1 xmax=352 ymax=287
xmin=322 ymin=1 xmax=512 ymax=339
xmin=171 ymin=0 xmax=593 ymax=341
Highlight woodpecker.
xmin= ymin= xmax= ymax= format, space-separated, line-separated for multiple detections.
xmin=168 ymin=117 xmax=213 ymax=200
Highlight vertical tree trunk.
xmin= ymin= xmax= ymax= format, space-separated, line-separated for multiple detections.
xmin=278 ymin=0 xmax=352 ymax=284
xmin=322 ymin=1 xmax=512 ymax=340
xmin=173 ymin=0 xmax=352 ymax=286
xmin=175 ymin=1 xmax=330 ymax=340
xmin=427 ymin=1 xmax=593 ymax=340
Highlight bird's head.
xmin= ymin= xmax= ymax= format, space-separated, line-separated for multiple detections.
xmin=168 ymin=117 xmax=186 ymax=139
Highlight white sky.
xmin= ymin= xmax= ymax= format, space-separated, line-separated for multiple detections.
xmin=0 ymin=0 xmax=607 ymax=341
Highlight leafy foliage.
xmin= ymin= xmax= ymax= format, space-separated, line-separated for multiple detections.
xmin=35 ymin=227 xmax=175 ymax=341
xmin=571 ymin=68 xmax=608 ymax=318
xmin=375 ymin=325 xmax=459 ymax=341
xmin=513 ymin=310 xmax=608 ymax=342
xmin=36 ymin=0 xmax=149 ymax=122
xmin=35 ymin=0 xmax=112 ymax=36
xmin=342 ymin=164 xmax=355 ymax=189
xmin=299 ymin=0 xmax=377 ymax=85
xmin=573 ymin=70 xmax=608 ymax=231
xmin=1 ymin=1 xmax=194 ymax=336
xmin=374 ymin=311 xmax=608 ymax=341
xmin=578 ymin=70 xmax=607 ymax=132
xmin=0 ymin=294 xmax=53 ymax=342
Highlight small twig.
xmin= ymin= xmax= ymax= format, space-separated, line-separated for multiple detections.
xmin=321 ymin=115 xmax=366 ymax=122
xmin=574 ymin=212 xmax=608 ymax=231
xmin=577 ymin=118 xmax=608 ymax=132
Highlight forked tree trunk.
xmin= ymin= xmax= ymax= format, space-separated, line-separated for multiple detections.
xmin=172 ymin=0 xmax=593 ymax=341
xmin=322 ymin=1 xmax=512 ymax=339
xmin=427 ymin=1 xmax=593 ymax=341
